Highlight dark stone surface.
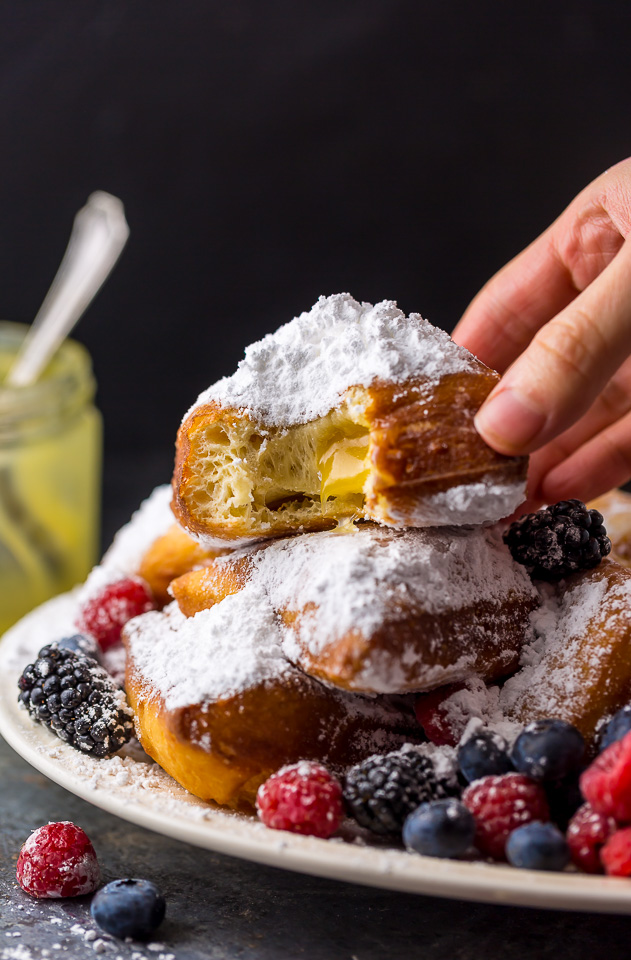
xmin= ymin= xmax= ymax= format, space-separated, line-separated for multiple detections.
xmin=1 ymin=733 xmax=631 ymax=960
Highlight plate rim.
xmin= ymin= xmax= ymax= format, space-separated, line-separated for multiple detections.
xmin=2 ymin=595 xmax=631 ymax=915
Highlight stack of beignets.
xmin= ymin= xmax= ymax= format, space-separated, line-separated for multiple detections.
xmin=123 ymin=294 xmax=540 ymax=809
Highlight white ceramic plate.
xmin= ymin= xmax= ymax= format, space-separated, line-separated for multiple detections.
xmin=2 ymin=595 xmax=631 ymax=915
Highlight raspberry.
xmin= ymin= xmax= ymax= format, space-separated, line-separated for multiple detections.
xmin=601 ymin=827 xmax=631 ymax=877
xmin=566 ymin=803 xmax=616 ymax=874
xmin=16 ymin=822 xmax=100 ymax=898
xmin=76 ymin=578 xmax=155 ymax=651
xmin=579 ymin=730 xmax=631 ymax=823
xmin=503 ymin=499 xmax=610 ymax=582
xmin=414 ymin=683 xmax=467 ymax=747
xmin=462 ymin=773 xmax=550 ymax=860
xmin=256 ymin=762 xmax=343 ymax=838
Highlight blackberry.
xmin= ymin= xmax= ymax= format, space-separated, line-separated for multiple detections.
xmin=17 ymin=644 xmax=134 ymax=758
xmin=343 ymin=751 xmax=439 ymax=835
xmin=503 ymin=499 xmax=611 ymax=582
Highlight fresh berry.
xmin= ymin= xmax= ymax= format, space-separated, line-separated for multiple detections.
xmin=256 ymin=762 xmax=343 ymax=838
xmin=90 ymin=878 xmax=166 ymax=939
xmin=415 ymin=681 xmax=478 ymax=747
xmin=545 ymin=772 xmax=584 ymax=831
xmin=567 ymin=803 xmax=616 ymax=873
xmin=599 ymin=705 xmax=631 ymax=751
xmin=580 ymin=731 xmax=631 ymax=823
xmin=403 ymin=799 xmax=475 ymax=858
xmin=503 ymin=499 xmax=611 ymax=581
xmin=75 ymin=578 xmax=155 ymax=651
xmin=343 ymin=751 xmax=440 ymax=836
xmin=600 ymin=827 xmax=631 ymax=876
xmin=56 ymin=634 xmax=101 ymax=661
xmin=462 ymin=773 xmax=550 ymax=860
xmin=16 ymin=822 xmax=100 ymax=898
xmin=458 ymin=729 xmax=513 ymax=783
xmin=511 ymin=719 xmax=585 ymax=781
xmin=505 ymin=821 xmax=570 ymax=871
xmin=17 ymin=644 xmax=134 ymax=758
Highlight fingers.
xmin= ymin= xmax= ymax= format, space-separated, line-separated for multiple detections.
xmin=539 ymin=408 xmax=631 ymax=506
xmin=473 ymin=237 xmax=631 ymax=456
xmin=453 ymin=228 xmax=578 ymax=372
xmin=453 ymin=159 xmax=631 ymax=373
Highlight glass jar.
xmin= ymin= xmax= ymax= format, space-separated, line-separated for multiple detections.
xmin=0 ymin=321 xmax=101 ymax=635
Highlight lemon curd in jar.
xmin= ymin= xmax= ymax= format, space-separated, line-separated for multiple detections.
xmin=0 ymin=322 xmax=101 ymax=635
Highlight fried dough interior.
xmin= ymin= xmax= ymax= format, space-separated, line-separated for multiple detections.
xmin=183 ymin=397 xmax=371 ymax=529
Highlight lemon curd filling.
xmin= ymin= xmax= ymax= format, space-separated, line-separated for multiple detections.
xmin=184 ymin=402 xmax=371 ymax=528
xmin=318 ymin=430 xmax=370 ymax=502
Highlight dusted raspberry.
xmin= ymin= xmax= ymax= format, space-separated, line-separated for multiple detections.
xmin=76 ymin=578 xmax=155 ymax=651
xmin=462 ymin=772 xmax=550 ymax=860
xmin=580 ymin=731 xmax=631 ymax=823
xmin=600 ymin=827 xmax=631 ymax=877
xmin=16 ymin=822 xmax=100 ymax=898
xmin=566 ymin=803 xmax=616 ymax=874
xmin=256 ymin=762 xmax=343 ymax=839
xmin=414 ymin=683 xmax=467 ymax=747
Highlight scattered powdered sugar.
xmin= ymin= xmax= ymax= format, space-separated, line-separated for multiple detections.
xmin=125 ymin=593 xmax=293 ymax=709
xmin=186 ymin=293 xmax=479 ymax=426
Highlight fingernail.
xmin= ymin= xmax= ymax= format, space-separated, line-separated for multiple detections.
xmin=474 ymin=388 xmax=546 ymax=454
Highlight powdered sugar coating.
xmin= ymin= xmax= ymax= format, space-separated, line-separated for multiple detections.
xmin=125 ymin=593 xmax=293 ymax=709
xmin=186 ymin=294 xmax=479 ymax=426
xmin=252 ymin=524 xmax=537 ymax=653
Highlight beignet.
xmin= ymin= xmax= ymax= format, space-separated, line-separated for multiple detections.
xmin=123 ymin=596 xmax=420 ymax=808
xmin=170 ymin=522 xmax=539 ymax=695
xmin=173 ymin=295 xmax=527 ymax=546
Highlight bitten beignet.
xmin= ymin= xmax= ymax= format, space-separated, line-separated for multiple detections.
xmin=173 ymin=295 xmax=527 ymax=546
xmin=170 ymin=523 xmax=539 ymax=695
xmin=123 ymin=596 xmax=420 ymax=808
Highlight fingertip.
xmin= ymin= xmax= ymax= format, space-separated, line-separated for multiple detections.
xmin=474 ymin=388 xmax=547 ymax=456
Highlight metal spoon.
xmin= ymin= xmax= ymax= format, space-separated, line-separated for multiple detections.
xmin=7 ymin=190 xmax=129 ymax=387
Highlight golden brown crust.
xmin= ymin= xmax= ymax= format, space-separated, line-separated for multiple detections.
xmin=137 ymin=523 xmax=224 ymax=606
xmin=172 ymin=371 xmax=527 ymax=545
xmin=364 ymin=373 xmax=527 ymax=524
xmin=170 ymin=553 xmax=538 ymax=695
xmin=124 ymin=639 xmax=420 ymax=809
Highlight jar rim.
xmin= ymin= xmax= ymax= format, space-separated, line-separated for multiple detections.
xmin=0 ymin=321 xmax=96 ymax=441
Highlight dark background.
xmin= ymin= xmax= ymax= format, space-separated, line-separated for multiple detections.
xmin=2 ymin=1 xmax=631 ymax=544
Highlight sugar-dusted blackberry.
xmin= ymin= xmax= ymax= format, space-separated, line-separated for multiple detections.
xmin=503 ymin=499 xmax=611 ymax=582
xmin=343 ymin=751 xmax=439 ymax=835
xmin=17 ymin=644 xmax=134 ymax=758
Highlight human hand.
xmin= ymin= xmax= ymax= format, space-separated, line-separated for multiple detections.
xmin=452 ymin=157 xmax=631 ymax=514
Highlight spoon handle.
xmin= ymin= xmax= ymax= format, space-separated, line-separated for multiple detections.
xmin=7 ymin=191 xmax=129 ymax=387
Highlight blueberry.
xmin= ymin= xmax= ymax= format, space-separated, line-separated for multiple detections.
xmin=505 ymin=822 xmax=570 ymax=871
xmin=511 ymin=719 xmax=584 ymax=781
xmin=457 ymin=729 xmax=513 ymax=782
xmin=403 ymin=799 xmax=475 ymax=858
xmin=56 ymin=634 xmax=101 ymax=661
xmin=600 ymin=705 xmax=631 ymax=751
xmin=90 ymin=878 xmax=166 ymax=940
